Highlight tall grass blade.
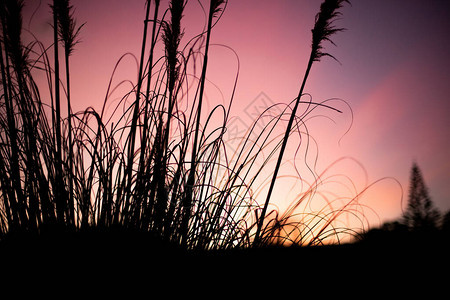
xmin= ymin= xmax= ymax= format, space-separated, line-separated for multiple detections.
xmin=254 ymin=0 xmax=350 ymax=246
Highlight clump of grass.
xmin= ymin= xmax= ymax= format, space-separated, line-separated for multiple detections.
xmin=0 ymin=0 xmax=369 ymax=252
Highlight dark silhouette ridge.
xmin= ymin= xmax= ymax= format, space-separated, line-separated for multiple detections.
xmin=0 ymin=226 xmax=187 ymax=285
xmin=1 ymin=230 xmax=448 ymax=292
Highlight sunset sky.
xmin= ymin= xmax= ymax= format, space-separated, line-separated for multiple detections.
xmin=23 ymin=0 xmax=450 ymax=227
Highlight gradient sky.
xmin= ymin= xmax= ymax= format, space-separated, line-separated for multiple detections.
xmin=23 ymin=0 xmax=450 ymax=227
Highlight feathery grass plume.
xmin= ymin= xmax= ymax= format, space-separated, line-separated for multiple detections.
xmin=211 ymin=0 xmax=226 ymax=19
xmin=161 ymin=0 xmax=185 ymax=148
xmin=2 ymin=0 xmax=27 ymax=75
xmin=254 ymin=0 xmax=350 ymax=246
xmin=54 ymin=0 xmax=84 ymax=56
xmin=311 ymin=0 xmax=349 ymax=62
xmin=162 ymin=0 xmax=184 ymax=93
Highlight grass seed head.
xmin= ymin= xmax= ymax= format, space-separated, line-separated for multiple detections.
xmin=311 ymin=0 xmax=350 ymax=62
xmin=52 ymin=0 xmax=84 ymax=56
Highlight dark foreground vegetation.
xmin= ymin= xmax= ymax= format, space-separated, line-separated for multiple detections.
xmin=1 ymin=227 xmax=448 ymax=283
xmin=1 ymin=0 xmax=448 ymax=287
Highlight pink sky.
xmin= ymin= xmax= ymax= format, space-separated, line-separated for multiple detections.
xmin=23 ymin=0 xmax=450 ymax=227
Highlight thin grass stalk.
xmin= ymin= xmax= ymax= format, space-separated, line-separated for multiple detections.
xmin=55 ymin=0 xmax=84 ymax=227
xmin=137 ymin=0 xmax=160 ymax=217
xmin=122 ymin=0 xmax=152 ymax=221
xmin=254 ymin=0 xmax=349 ymax=246
xmin=64 ymin=50 xmax=74 ymax=225
xmin=182 ymin=0 xmax=225 ymax=247
xmin=52 ymin=0 xmax=61 ymax=160
xmin=254 ymin=63 xmax=313 ymax=246
xmin=50 ymin=0 xmax=69 ymax=226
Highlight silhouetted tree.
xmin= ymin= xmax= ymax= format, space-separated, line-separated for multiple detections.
xmin=402 ymin=162 xmax=440 ymax=231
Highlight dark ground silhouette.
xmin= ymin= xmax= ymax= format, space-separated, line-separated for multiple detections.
xmin=1 ymin=227 xmax=448 ymax=275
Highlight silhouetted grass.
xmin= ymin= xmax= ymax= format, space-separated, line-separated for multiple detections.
xmin=0 ymin=0 xmax=369 ymax=255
